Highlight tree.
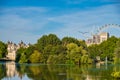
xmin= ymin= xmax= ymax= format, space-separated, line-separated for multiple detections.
xmin=43 ymin=45 xmax=66 ymax=64
xmin=35 ymin=35 xmax=48 ymax=52
xmin=29 ymin=50 xmax=41 ymax=63
xmin=88 ymin=36 xmax=119 ymax=61
xmin=36 ymin=34 xmax=61 ymax=52
xmin=16 ymin=47 xmax=26 ymax=62
xmin=47 ymin=45 xmax=66 ymax=64
xmin=99 ymin=36 xmax=118 ymax=61
xmin=114 ymin=40 xmax=120 ymax=64
xmin=66 ymin=43 xmax=90 ymax=64
xmin=88 ymin=44 xmax=100 ymax=59
xmin=62 ymin=37 xmax=80 ymax=46
xmin=25 ymin=45 xmax=35 ymax=59
xmin=47 ymin=34 xmax=61 ymax=46
xmin=19 ymin=53 xmax=27 ymax=63
xmin=0 ymin=41 xmax=7 ymax=58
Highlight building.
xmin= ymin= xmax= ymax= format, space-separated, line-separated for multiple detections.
xmin=99 ymin=32 xmax=109 ymax=43
xmin=93 ymin=35 xmax=100 ymax=44
xmin=6 ymin=41 xmax=29 ymax=60
xmin=86 ymin=32 xmax=109 ymax=46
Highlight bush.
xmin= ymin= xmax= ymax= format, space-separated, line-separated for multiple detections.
xmin=111 ymin=71 xmax=120 ymax=79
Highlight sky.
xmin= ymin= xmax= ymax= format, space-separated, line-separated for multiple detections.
xmin=0 ymin=0 xmax=120 ymax=44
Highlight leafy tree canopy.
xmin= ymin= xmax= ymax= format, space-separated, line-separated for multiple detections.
xmin=0 ymin=41 xmax=7 ymax=58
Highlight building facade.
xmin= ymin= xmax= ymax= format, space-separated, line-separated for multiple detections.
xmin=86 ymin=32 xmax=109 ymax=46
xmin=6 ymin=41 xmax=29 ymax=60
xmin=99 ymin=32 xmax=109 ymax=43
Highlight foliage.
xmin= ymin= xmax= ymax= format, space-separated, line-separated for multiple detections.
xmin=0 ymin=64 xmax=6 ymax=80
xmin=111 ymin=71 xmax=120 ymax=79
xmin=36 ymin=34 xmax=61 ymax=52
xmin=114 ymin=40 xmax=120 ymax=64
xmin=16 ymin=47 xmax=26 ymax=62
xmin=25 ymin=46 xmax=35 ymax=59
xmin=14 ymin=34 xmax=120 ymax=64
xmin=29 ymin=50 xmax=41 ymax=63
xmin=88 ymin=44 xmax=100 ymax=59
xmin=88 ymin=36 xmax=119 ymax=62
xmin=19 ymin=53 xmax=27 ymax=63
xmin=99 ymin=36 xmax=118 ymax=61
xmin=44 ymin=45 xmax=66 ymax=64
xmin=66 ymin=43 xmax=91 ymax=64
xmin=0 ymin=41 xmax=7 ymax=58
xmin=62 ymin=37 xmax=80 ymax=46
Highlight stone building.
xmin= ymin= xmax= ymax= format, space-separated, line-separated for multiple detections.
xmin=86 ymin=32 xmax=109 ymax=46
xmin=6 ymin=41 xmax=29 ymax=60
xmin=99 ymin=32 xmax=109 ymax=43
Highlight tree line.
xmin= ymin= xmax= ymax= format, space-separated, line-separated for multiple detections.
xmin=0 ymin=34 xmax=120 ymax=64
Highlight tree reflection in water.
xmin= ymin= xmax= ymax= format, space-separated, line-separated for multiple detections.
xmin=0 ymin=62 xmax=119 ymax=80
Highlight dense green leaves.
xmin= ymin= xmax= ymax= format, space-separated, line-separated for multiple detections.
xmin=29 ymin=50 xmax=41 ymax=63
xmin=66 ymin=43 xmax=91 ymax=64
xmin=0 ymin=41 xmax=7 ymax=58
xmin=16 ymin=47 xmax=27 ymax=62
xmin=114 ymin=40 xmax=120 ymax=64
xmin=88 ymin=36 xmax=120 ymax=62
xmin=1 ymin=34 xmax=119 ymax=64
xmin=62 ymin=37 xmax=80 ymax=46
xmin=36 ymin=34 xmax=61 ymax=52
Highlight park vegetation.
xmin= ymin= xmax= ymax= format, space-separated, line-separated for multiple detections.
xmin=0 ymin=34 xmax=120 ymax=65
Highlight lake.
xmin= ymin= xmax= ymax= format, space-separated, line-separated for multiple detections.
xmin=0 ymin=61 xmax=119 ymax=80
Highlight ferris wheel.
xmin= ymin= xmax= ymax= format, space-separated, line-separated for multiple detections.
xmin=96 ymin=24 xmax=120 ymax=34
xmin=79 ymin=24 xmax=120 ymax=39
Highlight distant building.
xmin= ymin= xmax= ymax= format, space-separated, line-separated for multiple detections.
xmin=86 ymin=32 xmax=109 ymax=46
xmin=93 ymin=35 xmax=100 ymax=44
xmin=99 ymin=32 xmax=109 ymax=43
xmin=6 ymin=41 xmax=29 ymax=60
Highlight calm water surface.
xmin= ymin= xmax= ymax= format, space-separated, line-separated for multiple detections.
xmin=0 ymin=61 xmax=120 ymax=80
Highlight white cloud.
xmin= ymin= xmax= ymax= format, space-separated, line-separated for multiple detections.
xmin=0 ymin=4 xmax=120 ymax=43
xmin=0 ymin=28 xmax=41 ymax=44
xmin=48 ymin=4 xmax=120 ymax=39
xmin=0 ymin=7 xmax=50 ymax=43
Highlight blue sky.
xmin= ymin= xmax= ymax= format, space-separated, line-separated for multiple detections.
xmin=0 ymin=0 xmax=120 ymax=44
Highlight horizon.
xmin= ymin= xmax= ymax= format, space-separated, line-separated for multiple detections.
xmin=0 ymin=0 xmax=120 ymax=44
xmin=1 ymin=32 xmax=120 ymax=44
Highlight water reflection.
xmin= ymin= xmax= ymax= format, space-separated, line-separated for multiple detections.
xmin=0 ymin=62 xmax=119 ymax=80
xmin=6 ymin=61 xmax=17 ymax=77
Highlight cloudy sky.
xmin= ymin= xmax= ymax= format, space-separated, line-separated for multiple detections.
xmin=0 ymin=0 xmax=120 ymax=44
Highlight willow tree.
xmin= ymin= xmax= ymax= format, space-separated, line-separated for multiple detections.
xmin=66 ymin=43 xmax=92 ymax=64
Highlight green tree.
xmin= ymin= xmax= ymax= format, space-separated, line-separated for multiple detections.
xmin=46 ymin=45 xmax=66 ymax=64
xmin=36 ymin=34 xmax=61 ymax=52
xmin=47 ymin=34 xmax=61 ymax=46
xmin=44 ymin=45 xmax=66 ymax=64
xmin=62 ymin=37 xmax=80 ymax=46
xmin=114 ymin=40 xmax=120 ymax=64
xmin=25 ymin=45 xmax=35 ymax=59
xmin=88 ymin=36 xmax=119 ymax=62
xmin=88 ymin=44 xmax=100 ymax=59
xmin=0 ymin=41 xmax=7 ymax=58
xmin=99 ymin=36 xmax=118 ymax=61
xmin=35 ymin=35 xmax=48 ymax=52
xmin=29 ymin=50 xmax=41 ymax=63
xmin=19 ymin=53 xmax=27 ymax=63
xmin=16 ymin=47 xmax=26 ymax=62
xmin=66 ymin=43 xmax=88 ymax=64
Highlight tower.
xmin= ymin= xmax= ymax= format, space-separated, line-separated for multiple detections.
xmin=6 ymin=41 xmax=17 ymax=60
